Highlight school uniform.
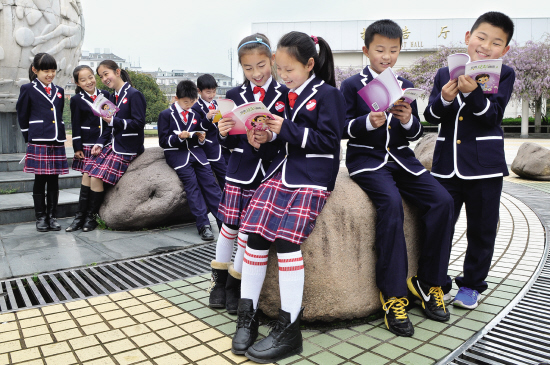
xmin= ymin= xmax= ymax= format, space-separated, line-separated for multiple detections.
xmin=240 ymin=74 xmax=345 ymax=244
xmin=340 ymin=66 xmax=453 ymax=297
xmin=84 ymin=82 xmax=146 ymax=185
xmin=17 ymin=80 xmax=69 ymax=175
xmin=192 ymin=97 xmax=228 ymax=187
xmin=424 ymin=65 xmax=515 ymax=294
xmin=158 ymin=103 xmax=222 ymax=232
xmin=218 ymin=77 xmax=288 ymax=226
xmin=70 ymin=89 xmax=110 ymax=172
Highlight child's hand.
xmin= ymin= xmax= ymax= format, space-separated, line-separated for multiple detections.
xmin=102 ymin=116 xmax=112 ymax=124
xmin=218 ymin=118 xmax=235 ymax=137
xmin=369 ymin=112 xmax=386 ymax=128
xmin=247 ymin=129 xmax=260 ymax=149
xmin=74 ymin=150 xmax=85 ymax=159
xmin=458 ymin=75 xmax=479 ymax=94
xmin=265 ymin=115 xmax=284 ymax=134
xmin=389 ymin=102 xmax=412 ymax=124
xmin=178 ymin=131 xmax=190 ymax=139
xmin=197 ymin=132 xmax=206 ymax=142
xmin=207 ymin=109 xmax=218 ymax=119
xmin=253 ymin=130 xmax=272 ymax=144
xmin=442 ymin=79 xmax=459 ymax=102
xmin=91 ymin=145 xmax=102 ymax=156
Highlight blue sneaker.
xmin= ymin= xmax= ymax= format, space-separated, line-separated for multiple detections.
xmin=453 ymin=287 xmax=480 ymax=309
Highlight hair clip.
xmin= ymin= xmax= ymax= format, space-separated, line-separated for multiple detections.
xmin=238 ymin=37 xmax=272 ymax=52
xmin=311 ymin=35 xmax=318 ymax=45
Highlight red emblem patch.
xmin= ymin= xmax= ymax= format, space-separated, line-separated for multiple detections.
xmin=306 ymin=99 xmax=317 ymax=111
xmin=192 ymin=119 xmax=197 ymax=124
xmin=123 ymin=98 xmax=128 ymax=104
xmin=275 ymin=101 xmax=285 ymax=112
xmin=57 ymin=92 xmax=62 ymax=98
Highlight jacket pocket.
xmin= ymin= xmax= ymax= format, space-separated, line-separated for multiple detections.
xmin=227 ymin=148 xmax=243 ymax=174
xmin=306 ymin=154 xmax=334 ymax=183
xmin=28 ymin=120 xmax=44 ymax=139
xmin=476 ymin=136 xmax=504 ymax=168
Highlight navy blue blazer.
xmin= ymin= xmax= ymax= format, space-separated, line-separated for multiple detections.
xmin=263 ymin=76 xmax=346 ymax=191
xmin=340 ymin=67 xmax=425 ymax=177
xmin=424 ymin=65 xmax=515 ymax=179
xmin=70 ymin=89 xmax=110 ymax=152
xmin=16 ymin=81 xmax=67 ymax=143
xmin=191 ymin=98 xmax=226 ymax=161
xmin=96 ymin=83 xmax=146 ymax=155
xmin=221 ymin=79 xmax=288 ymax=187
xmin=158 ymin=104 xmax=209 ymax=169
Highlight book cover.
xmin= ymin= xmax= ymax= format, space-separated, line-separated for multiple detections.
xmin=216 ymin=99 xmax=274 ymax=135
xmin=85 ymin=94 xmax=119 ymax=118
xmin=447 ymin=53 xmax=503 ymax=94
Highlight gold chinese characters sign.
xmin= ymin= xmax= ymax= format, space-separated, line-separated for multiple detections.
xmin=360 ymin=25 xmax=451 ymax=48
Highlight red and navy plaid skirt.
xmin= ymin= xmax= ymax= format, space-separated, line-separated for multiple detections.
xmin=240 ymin=172 xmax=331 ymax=245
xmin=24 ymin=143 xmax=69 ymax=175
xmin=83 ymin=145 xmax=136 ymax=185
xmin=71 ymin=145 xmax=93 ymax=173
xmin=218 ymin=183 xmax=256 ymax=226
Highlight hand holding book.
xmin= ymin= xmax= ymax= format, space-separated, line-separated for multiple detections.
xmin=448 ymin=53 xmax=503 ymax=94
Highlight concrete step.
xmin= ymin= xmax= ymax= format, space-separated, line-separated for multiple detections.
xmin=0 ymin=169 xmax=83 ymax=193
xmin=0 ymin=188 xmax=80 ymax=225
xmin=0 ymin=151 xmax=75 ymax=172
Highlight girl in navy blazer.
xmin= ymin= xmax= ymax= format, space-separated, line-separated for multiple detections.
xmin=81 ymin=60 xmax=146 ymax=232
xmin=209 ymin=34 xmax=288 ymax=316
xmin=16 ymin=53 xmax=69 ymax=232
xmin=231 ymin=32 xmax=346 ymax=363
xmin=66 ymin=65 xmax=110 ymax=232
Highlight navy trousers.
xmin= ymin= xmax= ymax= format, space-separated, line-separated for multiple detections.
xmin=209 ymin=157 xmax=227 ymax=190
xmin=436 ymin=176 xmax=503 ymax=294
xmin=175 ymin=155 xmax=223 ymax=232
xmin=352 ymin=162 xmax=454 ymax=297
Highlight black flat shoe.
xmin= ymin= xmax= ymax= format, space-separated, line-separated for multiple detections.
xmin=199 ymin=225 xmax=214 ymax=241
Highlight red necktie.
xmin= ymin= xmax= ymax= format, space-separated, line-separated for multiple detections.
xmin=115 ymin=95 xmax=119 ymax=103
xmin=208 ymin=103 xmax=215 ymax=110
xmin=253 ymin=86 xmax=265 ymax=102
xmin=181 ymin=110 xmax=189 ymax=122
xmin=91 ymin=95 xmax=97 ymax=102
xmin=288 ymin=92 xmax=298 ymax=108
xmin=45 ymin=87 xmax=51 ymax=95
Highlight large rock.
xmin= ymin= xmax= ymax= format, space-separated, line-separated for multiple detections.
xmin=414 ymin=133 xmax=437 ymax=171
xmin=99 ymin=147 xmax=195 ymax=230
xmin=511 ymin=142 xmax=550 ymax=181
xmin=258 ymin=167 xmax=422 ymax=322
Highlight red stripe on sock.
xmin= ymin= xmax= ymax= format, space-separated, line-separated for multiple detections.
xmin=238 ymin=236 xmax=247 ymax=244
xmin=278 ymin=257 xmax=303 ymax=263
xmin=238 ymin=241 xmax=246 ymax=248
xmin=244 ymin=258 xmax=268 ymax=266
xmin=245 ymin=251 xmax=268 ymax=259
xmin=279 ymin=265 xmax=304 ymax=271
xmin=220 ymin=228 xmax=238 ymax=240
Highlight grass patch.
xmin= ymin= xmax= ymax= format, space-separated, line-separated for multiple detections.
xmin=0 ymin=188 xmax=18 ymax=194
xmin=144 ymin=130 xmax=158 ymax=136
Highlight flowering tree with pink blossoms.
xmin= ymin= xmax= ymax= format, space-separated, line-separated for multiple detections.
xmin=335 ymin=66 xmax=362 ymax=89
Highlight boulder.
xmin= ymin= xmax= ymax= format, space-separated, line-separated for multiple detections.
xmin=414 ymin=133 xmax=437 ymax=171
xmin=258 ymin=167 xmax=422 ymax=322
xmin=511 ymin=142 xmax=550 ymax=181
xmin=99 ymin=147 xmax=195 ymax=230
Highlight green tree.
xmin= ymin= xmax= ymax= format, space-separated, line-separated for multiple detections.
xmin=62 ymin=96 xmax=72 ymax=130
xmin=95 ymin=70 xmax=168 ymax=123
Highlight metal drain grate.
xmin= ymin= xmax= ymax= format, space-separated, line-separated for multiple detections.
xmin=0 ymin=243 xmax=216 ymax=313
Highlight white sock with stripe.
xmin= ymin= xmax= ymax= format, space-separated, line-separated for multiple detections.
xmin=215 ymin=224 xmax=238 ymax=263
xmin=278 ymin=251 xmax=304 ymax=323
xmin=232 ymin=233 xmax=248 ymax=274
xmin=241 ymin=247 xmax=269 ymax=309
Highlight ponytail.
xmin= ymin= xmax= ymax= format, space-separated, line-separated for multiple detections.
xmin=72 ymin=65 xmax=94 ymax=94
xmin=28 ymin=53 xmax=57 ymax=82
xmin=277 ymin=32 xmax=336 ymax=87
xmin=96 ymin=60 xmax=133 ymax=87
xmin=120 ymin=69 xmax=132 ymax=85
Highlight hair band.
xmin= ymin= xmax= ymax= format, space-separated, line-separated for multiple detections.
xmin=311 ymin=35 xmax=319 ymax=45
xmin=238 ymin=37 xmax=271 ymax=52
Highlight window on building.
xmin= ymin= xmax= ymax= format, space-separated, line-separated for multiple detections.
xmin=90 ymin=62 xmax=94 ymax=67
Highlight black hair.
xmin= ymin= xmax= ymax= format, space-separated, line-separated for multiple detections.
xmin=364 ymin=19 xmax=403 ymax=49
xmin=28 ymin=53 xmax=57 ymax=82
xmin=471 ymin=11 xmax=514 ymax=46
xmin=237 ymin=33 xmax=276 ymax=87
xmin=475 ymin=73 xmax=490 ymax=81
xmin=277 ymin=31 xmax=336 ymax=87
xmin=197 ymin=74 xmax=218 ymax=90
xmin=72 ymin=65 xmax=94 ymax=94
xmin=96 ymin=60 xmax=132 ymax=87
xmin=176 ymin=80 xmax=198 ymax=99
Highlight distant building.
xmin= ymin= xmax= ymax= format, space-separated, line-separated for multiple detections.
xmin=145 ymin=69 xmax=233 ymax=100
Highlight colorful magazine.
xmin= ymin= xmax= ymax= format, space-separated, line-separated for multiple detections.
xmin=84 ymin=94 xmax=119 ymax=118
xmin=215 ymin=99 xmax=274 ymax=135
xmin=357 ymin=68 xmax=424 ymax=112
xmin=448 ymin=53 xmax=503 ymax=94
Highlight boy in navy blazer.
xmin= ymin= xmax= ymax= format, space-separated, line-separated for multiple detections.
xmin=424 ymin=12 xmax=515 ymax=310
xmin=158 ymin=80 xmax=222 ymax=241
xmin=341 ymin=19 xmax=454 ymax=337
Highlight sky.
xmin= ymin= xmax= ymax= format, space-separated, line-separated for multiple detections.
xmin=80 ymin=0 xmax=550 ymax=82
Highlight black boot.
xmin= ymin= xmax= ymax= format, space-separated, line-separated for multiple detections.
xmin=32 ymin=194 xmax=49 ymax=232
xmin=245 ymin=308 xmax=303 ymax=363
xmin=231 ymin=298 xmax=259 ymax=355
xmin=66 ymin=185 xmax=90 ymax=232
xmin=225 ymin=264 xmax=241 ymax=315
xmin=46 ymin=191 xmax=61 ymax=231
xmin=209 ymin=261 xmax=229 ymax=308
xmin=82 ymin=190 xmax=104 ymax=232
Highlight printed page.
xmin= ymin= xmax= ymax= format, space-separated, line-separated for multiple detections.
xmin=465 ymin=59 xmax=503 ymax=94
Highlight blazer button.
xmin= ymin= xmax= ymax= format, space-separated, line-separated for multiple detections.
xmin=388 ymin=125 xmax=392 ymax=129
xmin=387 ymin=147 xmax=390 ymax=151
xmin=457 ymin=140 xmax=461 ymax=144
xmin=459 ymin=116 xmax=463 ymax=121
xmin=52 ymin=121 xmax=55 ymax=124
xmin=51 ymin=108 xmax=54 ymax=111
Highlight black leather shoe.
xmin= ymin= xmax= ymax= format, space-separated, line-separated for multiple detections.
xmin=199 ymin=225 xmax=214 ymax=241
xmin=209 ymin=261 xmax=229 ymax=308
xmin=226 ymin=264 xmax=241 ymax=314
xmin=32 ymin=194 xmax=49 ymax=232
xmin=232 ymin=298 xmax=259 ymax=355
xmin=245 ymin=308 xmax=303 ymax=363
xmin=46 ymin=192 xmax=61 ymax=231
xmin=380 ymin=292 xmax=414 ymax=337
xmin=66 ymin=185 xmax=90 ymax=232
xmin=408 ymin=276 xmax=450 ymax=322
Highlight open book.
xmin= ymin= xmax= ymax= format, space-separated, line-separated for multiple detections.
xmin=357 ymin=68 xmax=423 ymax=112
xmin=214 ymin=99 xmax=274 ymax=135
xmin=84 ymin=94 xmax=119 ymax=118
xmin=448 ymin=53 xmax=503 ymax=94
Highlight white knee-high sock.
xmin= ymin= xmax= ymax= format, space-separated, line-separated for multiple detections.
xmin=232 ymin=233 xmax=248 ymax=274
xmin=241 ymin=247 xmax=269 ymax=309
xmin=278 ymin=251 xmax=304 ymax=323
xmin=215 ymin=224 xmax=238 ymax=263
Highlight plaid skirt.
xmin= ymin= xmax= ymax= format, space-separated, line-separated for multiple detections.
xmin=83 ymin=145 xmax=136 ymax=185
xmin=24 ymin=143 xmax=69 ymax=175
xmin=71 ymin=145 xmax=93 ymax=173
xmin=240 ymin=172 xmax=331 ymax=245
xmin=218 ymin=183 xmax=256 ymax=226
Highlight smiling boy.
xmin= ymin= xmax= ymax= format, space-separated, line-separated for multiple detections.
xmin=424 ymin=12 xmax=515 ymax=310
